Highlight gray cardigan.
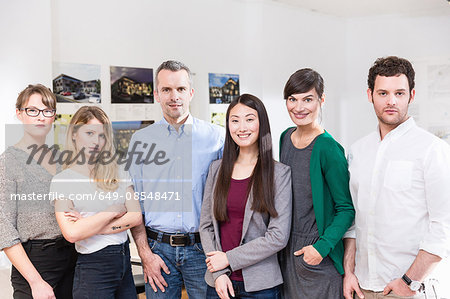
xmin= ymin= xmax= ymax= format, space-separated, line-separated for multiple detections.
xmin=199 ymin=159 xmax=292 ymax=292
xmin=0 ymin=147 xmax=62 ymax=250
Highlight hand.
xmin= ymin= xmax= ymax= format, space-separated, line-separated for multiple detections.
xmin=215 ymin=274 xmax=235 ymax=299
xmin=141 ymin=251 xmax=170 ymax=293
xmin=30 ymin=279 xmax=56 ymax=299
xmin=294 ymin=245 xmax=323 ymax=265
xmin=105 ymin=204 xmax=127 ymax=218
xmin=63 ymin=209 xmax=82 ymax=222
xmin=343 ymin=272 xmax=364 ymax=299
xmin=383 ymin=277 xmax=416 ymax=297
xmin=206 ymin=251 xmax=229 ymax=272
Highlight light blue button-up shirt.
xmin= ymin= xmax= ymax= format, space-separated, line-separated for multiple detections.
xmin=128 ymin=115 xmax=224 ymax=233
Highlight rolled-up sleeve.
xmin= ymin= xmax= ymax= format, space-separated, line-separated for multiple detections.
xmin=343 ymin=148 xmax=356 ymax=240
xmin=419 ymin=140 xmax=450 ymax=258
xmin=343 ymin=223 xmax=356 ymax=239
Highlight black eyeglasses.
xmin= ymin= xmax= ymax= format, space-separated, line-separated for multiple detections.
xmin=20 ymin=107 xmax=56 ymax=118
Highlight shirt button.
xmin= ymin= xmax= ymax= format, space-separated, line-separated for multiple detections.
xmin=177 ymin=214 xmax=181 ymax=218
xmin=177 ymin=157 xmax=181 ymax=160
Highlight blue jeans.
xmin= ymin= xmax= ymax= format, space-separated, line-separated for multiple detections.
xmin=145 ymin=237 xmax=207 ymax=299
xmin=206 ymin=281 xmax=281 ymax=299
xmin=73 ymin=240 xmax=136 ymax=299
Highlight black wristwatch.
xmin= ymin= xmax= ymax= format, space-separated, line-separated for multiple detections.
xmin=401 ymin=274 xmax=424 ymax=292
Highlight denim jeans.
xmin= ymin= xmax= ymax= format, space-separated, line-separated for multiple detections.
xmin=145 ymin=237 xmax=207 ymax=299
xmin=73 ymin=240 xmax=136 ymax=299
xmin=206 ymin=281 xmax=281 ymax=299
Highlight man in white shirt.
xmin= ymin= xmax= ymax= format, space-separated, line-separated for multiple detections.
xmin=343 ymin=56 xmax=450 ymax=299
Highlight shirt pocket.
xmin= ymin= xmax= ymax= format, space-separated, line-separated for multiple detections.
xmin=383 ymin=160 xmax=413 ymax=191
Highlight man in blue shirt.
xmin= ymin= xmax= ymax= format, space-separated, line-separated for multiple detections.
xmin=129 ymin=60 xmax=224 ymax=298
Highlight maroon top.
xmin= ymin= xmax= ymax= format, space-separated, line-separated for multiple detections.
xmin=219 ymin=177 xmax=250 ymax=282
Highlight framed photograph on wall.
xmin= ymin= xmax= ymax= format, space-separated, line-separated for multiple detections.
xmin=54 ymin=115 xmax=154 ymax=154
xmin=111 ymin=120 xmax=154 ymax=155
xmin=53 ymin=63 xmax=101 ymax=103
xmin=111 ymin=66 xmax=154 ymax=104
xmin=211 ymin=112 xmax=226 ymax=127
xmin=53 ymin=114 xmax=74 ymax=149
xmin=209 ymin=73 xmax=240 ymax=104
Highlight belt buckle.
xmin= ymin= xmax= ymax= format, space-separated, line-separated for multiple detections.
xmin=169 ymin=234 xmax=185 ymax=247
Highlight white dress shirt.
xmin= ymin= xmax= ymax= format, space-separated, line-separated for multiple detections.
xmin=345 ymin=117 xmax=450 ymax=291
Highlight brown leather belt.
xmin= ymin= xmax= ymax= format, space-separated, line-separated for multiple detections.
xmin=146 ymin=227 xmax=200 ymax=247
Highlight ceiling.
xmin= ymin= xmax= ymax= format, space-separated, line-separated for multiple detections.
xmin=269 ymin=0 xmax=450 ymax=17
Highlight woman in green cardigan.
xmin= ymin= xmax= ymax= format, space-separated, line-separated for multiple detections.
xmin=279 ymin=68 xmax=355 ymax=298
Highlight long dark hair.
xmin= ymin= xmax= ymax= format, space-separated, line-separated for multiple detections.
xmin=213 ymin=94 xmax=277 ymax=222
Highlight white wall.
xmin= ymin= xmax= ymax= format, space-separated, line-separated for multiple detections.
xmin=342 ymin=14 xmax=450 ymax=148
xmin=50 ymin=0 xmax=347 ymax=156
xmin=0 ymin=0 xmax=53 ymax=293
xmin=0 ymin=0 xmax=53 ymax=152
xmin=51 ymin=0 xmax=251 ymax=119
xmin=260 ymin=2 xmax=346 ymax=155
xmin=1 ymin=1 xmax=449 ymax=296
xmin=2 ymin=1 xmax=449 ymax=150
xmin=51 ymin=0 xmax=267 ymax=121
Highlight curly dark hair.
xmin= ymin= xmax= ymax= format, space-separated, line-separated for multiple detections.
xmin=368 ymin=56 xmax=415 ymax=93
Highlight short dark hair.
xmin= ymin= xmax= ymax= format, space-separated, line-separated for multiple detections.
xmin=155 ymin=60 xmax=193 ymax=90
xmin=214 ymin=94 xmax=277 ymax=222
xmin=368 ymin=56 xmax=415 ymax=93
xmin=283 ymin=68 xmax=324 ymax=100
xmin=16 ymin=84 xmax=56 ymax=110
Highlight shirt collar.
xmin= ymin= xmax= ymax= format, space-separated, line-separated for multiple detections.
xmin=377 ymin=117 xmax=416 ymax=142
xmin=158 ymin=114 xmax=193 ymax=137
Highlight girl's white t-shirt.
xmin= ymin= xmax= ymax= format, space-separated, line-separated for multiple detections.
xmin=50 ymin=167 xmax=132 ymax=254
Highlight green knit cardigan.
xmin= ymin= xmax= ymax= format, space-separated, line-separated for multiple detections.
xmin=280 ymin=128 xmax=355 ymax=274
